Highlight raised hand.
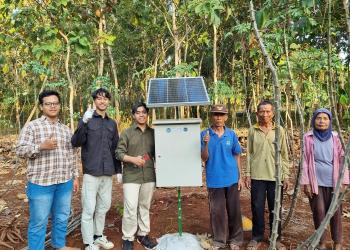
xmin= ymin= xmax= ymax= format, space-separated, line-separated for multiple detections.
xmin=82 ymin=105 xmax=94 ymax=123
xmin=203 ymin=130 xmax=210 ymax=144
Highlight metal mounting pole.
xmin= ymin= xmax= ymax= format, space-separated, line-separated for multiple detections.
xmin=177 ymin=187 xmax=183 ymax=236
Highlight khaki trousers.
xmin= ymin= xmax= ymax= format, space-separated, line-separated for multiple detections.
xmin=81 ymin=174 xmax=113 ymax=244
xmin=122 ymin=182 xmax=155 ymax=241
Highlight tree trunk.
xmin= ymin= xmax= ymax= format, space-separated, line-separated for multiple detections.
xmin=98 ymin=11 xmax=105 ymax=76
xmin=213 ymin=24 xmax=218 ymax=104
xmin=59 ymin=30 xmax=74 ymax=131
xmin=24 ymin=76 xmax=48 ymax=126
xmin=107 ymin=45 xmax=120 ymax=119
xmin=241 ymin=41 xmax=252 ymax=127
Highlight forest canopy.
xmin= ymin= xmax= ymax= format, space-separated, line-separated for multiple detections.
xmin=0 ymin=0 xmax=349 ymax=132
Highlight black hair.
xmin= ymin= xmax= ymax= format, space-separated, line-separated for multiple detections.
xmin=91 ymin=88 xmax=111 ymax=100
xmin=38 ymin=90 xmax=61 ymax=105
xmin=257 ymin=100 xmax=275 ymax=112
xmin=132 ymin=102 xmax=149 ymax=114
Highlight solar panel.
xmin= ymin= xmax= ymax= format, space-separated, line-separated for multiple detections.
xmin=146 ymin=77 xmax=210 ymax=107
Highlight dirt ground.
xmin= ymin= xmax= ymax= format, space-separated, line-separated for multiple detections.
xmin=0 ymin=134 xmax=350 ymax=250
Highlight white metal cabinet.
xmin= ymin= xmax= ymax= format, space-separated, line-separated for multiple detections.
xmin=153 ymin=118 xmax=202 ymax=187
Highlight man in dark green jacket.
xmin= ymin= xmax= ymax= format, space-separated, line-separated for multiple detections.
xmin=116 ymin=102 xmax=157 ymax=250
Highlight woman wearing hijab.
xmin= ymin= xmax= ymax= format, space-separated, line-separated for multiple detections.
xmin=301 ymin=108 xmax=349 ymax=250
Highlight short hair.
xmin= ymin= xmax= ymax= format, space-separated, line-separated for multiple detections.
xmin=132 ymin=102 xmax=149 ymax=114
xmin=257 ymin=100 xmax=275 ymax=112
xmin=91 ymin=88 xmax=111 ymax=100
xmin=38 ymin=90 xmax=61 ymax=105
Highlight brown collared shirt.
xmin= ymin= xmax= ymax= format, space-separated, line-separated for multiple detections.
xmin=16 ymin=116 xmax=79 ymax=186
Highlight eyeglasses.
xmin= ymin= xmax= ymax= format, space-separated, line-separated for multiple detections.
xmin=43 ymin=102 xmax=60 ymax=107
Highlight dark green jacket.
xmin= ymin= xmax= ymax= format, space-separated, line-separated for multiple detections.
xmin=116 ymin=124 xmax=156 ymax=183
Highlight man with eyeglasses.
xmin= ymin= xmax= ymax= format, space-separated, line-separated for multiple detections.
xmin=16 ymin=90 xmax=80 ymax=250
xmin=71 ymin=88 xmax=121 ymax=250
xmin=116 ymin=102 xmax=157 ymax=250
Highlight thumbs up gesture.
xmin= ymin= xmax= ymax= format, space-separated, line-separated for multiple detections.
xmin=82 ymin=105 xmax=94 ymax=123
xmin=203 ymin=130 xmax=210 ymax=145
xmin=39 ymin=134 xmax=58 ymax=150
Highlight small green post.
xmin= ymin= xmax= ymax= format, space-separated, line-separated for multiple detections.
xmin=177 ymin=187 xmax=183 ymax=236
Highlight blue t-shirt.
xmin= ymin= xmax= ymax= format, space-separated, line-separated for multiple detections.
xmin=201 ymin=127 xmax=242 ymax=188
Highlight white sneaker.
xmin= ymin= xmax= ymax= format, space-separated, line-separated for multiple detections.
xmin=85 ymin=243 xmax=99 ymax=250
xmin=94 ymin=235 xmax=114 ymax=249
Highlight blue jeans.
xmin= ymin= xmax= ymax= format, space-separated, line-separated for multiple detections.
xmin=26 ymin=180 xmax=73 ymax=250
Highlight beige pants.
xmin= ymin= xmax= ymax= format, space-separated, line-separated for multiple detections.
xmin=122 ymin=182 xmax=155 ymax=241
xmin=81 ymin=174 xmax=113 ymax=244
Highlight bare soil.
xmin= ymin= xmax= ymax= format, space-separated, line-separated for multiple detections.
xmin=0 ymin=134 xmax=350 ymax=250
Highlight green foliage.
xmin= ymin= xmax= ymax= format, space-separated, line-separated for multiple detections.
xmin=46 ymin=79 xmax=67 ymax=88
xmin=255 ymin=9 xmax=268 ymax=29
xmin=69 ymin=31 xmax=91 ymax=56
xmin=1 ymin=0 xmax=350 ymax=129
xmin=23 ymin=61 xmax=51 ymax=76
xmin=32 ymin=39 xmax=62 ymax=62
xmin=208 ymin=80 xmax=233 ymax=103
xmin=91 ymin=76 xmax=113 ymax=90
xmin=189 ymin=0 xmax=225 ymax=26
xmin=163 ymin=62 xmax=199 ymax=77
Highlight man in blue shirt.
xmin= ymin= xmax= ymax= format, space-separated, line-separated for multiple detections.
xmin=201 ymin=104 xmax=243 ymax=250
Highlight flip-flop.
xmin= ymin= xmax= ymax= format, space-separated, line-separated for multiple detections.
xmin=247 ymin=240 xmax=261 ymax=250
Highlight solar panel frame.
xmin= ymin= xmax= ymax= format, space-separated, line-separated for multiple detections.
xmin=146 ymin=77 xmax=210 ymax=108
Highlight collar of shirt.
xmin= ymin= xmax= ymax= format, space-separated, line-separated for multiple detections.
xmin=40 ymin=115 xmax=62 ymax=124
xmin=132 ymin=123 xmax=150 ymax=132
xmin=209 ymin=126 xmax=228 ymax=137
xmin=253 ymin=122 xmax=276 ymax=130
xmin=93 ymin=111 xmax=110 ymax=119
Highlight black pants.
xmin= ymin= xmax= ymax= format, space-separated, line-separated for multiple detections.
xmin=309 ymin=186 xmax=342 ymax=244
xmin=251 ymin=180 xmax=282 ymax=242
xmin=208 ymin=184 xmax=244 ymax=247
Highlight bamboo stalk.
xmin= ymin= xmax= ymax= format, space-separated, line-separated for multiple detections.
xmin=281 ymin=27 xmax=305 ymax=230
xmin=249 ymin=2 xmax=282 ymax=249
